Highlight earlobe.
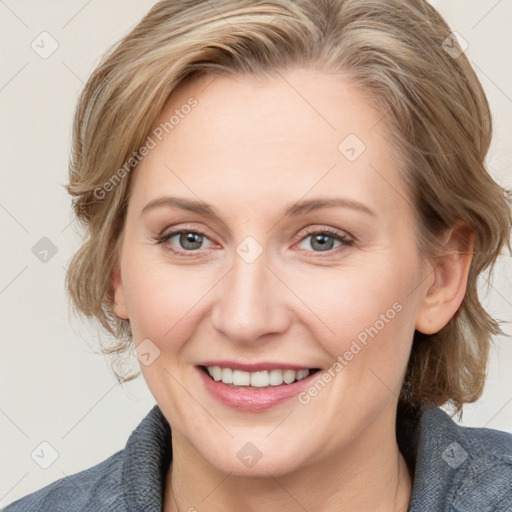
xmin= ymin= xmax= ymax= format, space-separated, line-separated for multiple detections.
xmin=415 ymin=222 xmax=475 ymax=335
xmin=112 ymin=266 xmax=129 ymax=320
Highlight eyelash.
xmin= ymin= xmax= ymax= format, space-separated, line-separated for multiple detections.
xmin=156 ymin=225 xmax=354 ymax=258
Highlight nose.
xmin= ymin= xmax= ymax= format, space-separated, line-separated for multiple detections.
xmin=211 ymin=249 xmax=291 ymax=345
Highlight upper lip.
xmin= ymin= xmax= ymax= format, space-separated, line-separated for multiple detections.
xmin=197 ymin=360 xmax=319 ymax=372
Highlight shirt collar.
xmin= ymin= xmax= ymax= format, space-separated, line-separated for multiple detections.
xmin=122 ymin=404 xmax=172 ymax=512
xmin=120 ymin=402 xmax=510 ymax=511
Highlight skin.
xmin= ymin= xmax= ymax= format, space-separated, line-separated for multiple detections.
xmin=112 ymin=69 xmax=474 ymax=512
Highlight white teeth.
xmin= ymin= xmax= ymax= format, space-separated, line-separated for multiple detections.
xmin=205 ymin=366 xmax=312 ymax=387
xmin=269 ymin=369 xmax=284 ymax=386
xmin=296 ymin=369 xmax=310 ymax=381
xmin=232 ymin=370 xmax=251 ymax=386
xmin=211 ymin=366 xmax=222 ymax=381
xmin=221 ymin=367 xmax=233 ymax=384
xmin=250 ymin=371 xmax=269 ymax=387
xmin=283 ymin=369 xmax=296 ymax=384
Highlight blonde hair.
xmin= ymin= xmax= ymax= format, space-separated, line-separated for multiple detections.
xmin=66 ymin=0 xmax=511 ymax=413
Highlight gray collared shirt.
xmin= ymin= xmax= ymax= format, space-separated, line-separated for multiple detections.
xmin=3 ymin=403 xmax=512 ymax=511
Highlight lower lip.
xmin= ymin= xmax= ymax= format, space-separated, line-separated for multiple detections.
xmin=196 ymin=366 xmax=320 ymax=412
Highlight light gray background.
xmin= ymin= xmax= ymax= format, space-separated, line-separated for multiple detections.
xmin=1 ymin=0 xmax=511 ymax=507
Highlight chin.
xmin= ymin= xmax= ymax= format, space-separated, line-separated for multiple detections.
xmin=195 ymin=436 xmax=312 ymax=478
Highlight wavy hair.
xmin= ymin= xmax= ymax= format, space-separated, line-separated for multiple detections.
xmin=65 ymin=0 xmax=511 ymax=414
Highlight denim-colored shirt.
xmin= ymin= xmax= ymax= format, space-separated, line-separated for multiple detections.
xmin=3 ymin=403 xmax=511 ymax=511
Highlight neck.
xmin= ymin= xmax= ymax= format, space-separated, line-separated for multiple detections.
xmin=164 ymin=409 xmax=412 ymax=512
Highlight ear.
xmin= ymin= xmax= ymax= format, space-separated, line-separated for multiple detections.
xmin=112 ymin=265 xmax=129 ymax=320
xmin=415 ymin=222 xmax=475 ymax=335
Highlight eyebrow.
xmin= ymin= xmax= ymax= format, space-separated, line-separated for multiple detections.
xmin=140 ymin=196 xmax=376 ymax=219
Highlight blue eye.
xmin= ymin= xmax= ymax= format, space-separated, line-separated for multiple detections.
xmin=296 ymin=229 xmax=354 ymax=254
xmin=158 ymin=230 xmax=213 ymax=252
xmin=157 ymin=227 xmax=354 ymax=257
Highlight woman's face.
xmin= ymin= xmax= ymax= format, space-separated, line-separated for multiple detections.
xmin=113 ymin=69 xmax=430 ymax=476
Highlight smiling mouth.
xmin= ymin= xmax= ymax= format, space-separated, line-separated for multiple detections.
xmin=199 ymin=365 xmax=321 ymax=388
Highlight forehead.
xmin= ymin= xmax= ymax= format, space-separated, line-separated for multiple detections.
xmin=132 ymin=69 xmax=409 ymax=218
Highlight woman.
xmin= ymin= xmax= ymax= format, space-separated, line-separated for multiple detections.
xmin=4 ymin=0 xmax=511 ymax=511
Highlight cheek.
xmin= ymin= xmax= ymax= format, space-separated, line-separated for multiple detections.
xmin=287 ymin=257 xmax=418 ymax=382
xmin=122 ymin=232 xmax=421 ymax=369
xmin=121 ymin=251 xmax=217 ymax=344
xmin=293 ymin=261 xmax=408 ymax=334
